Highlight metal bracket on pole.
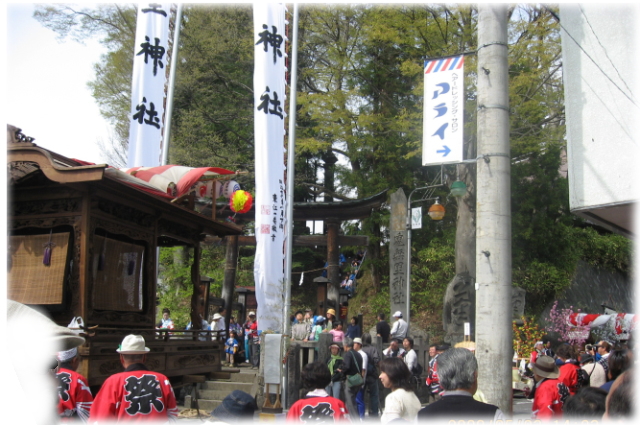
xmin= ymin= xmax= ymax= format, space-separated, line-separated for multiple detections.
xmin=404 ymin=165 xmax=445 ymax=331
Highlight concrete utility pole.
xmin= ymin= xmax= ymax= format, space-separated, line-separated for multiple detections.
xmin=475 ymin=4 xmax=512 ymax=414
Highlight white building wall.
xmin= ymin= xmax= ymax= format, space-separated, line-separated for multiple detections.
xmin=560 ymin=4 xmax=638 ymax=233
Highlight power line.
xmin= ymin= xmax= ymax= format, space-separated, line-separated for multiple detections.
xmin=545 ymin=5 xmax=637 ymax=108
xmin=579 ymin=4 xmax=634 ymax=97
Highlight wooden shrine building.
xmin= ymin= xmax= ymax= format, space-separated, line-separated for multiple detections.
xmin=7 ymin=126 xmax=242 ymax=389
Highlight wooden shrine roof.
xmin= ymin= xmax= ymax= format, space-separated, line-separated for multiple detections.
xmin=7 ymin=135 xmax=242 ymax=239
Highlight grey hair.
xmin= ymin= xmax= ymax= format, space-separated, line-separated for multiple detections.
xmin=361 ymin=333 xmax=372 ymax=346
xmin=437 ymin=347 xmax=477 ymax=391
xmin=343 ymin=337 xmax=354 ymax=348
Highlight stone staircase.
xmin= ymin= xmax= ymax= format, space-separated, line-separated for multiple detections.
xmin=184 ymin=366 xmax=259 ymax=413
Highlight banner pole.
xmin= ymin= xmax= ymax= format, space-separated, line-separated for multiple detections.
xmin=162 ymin=3 xmax=182 ymax=166
xmin=282 ymin=2 xmax=299 ymax=409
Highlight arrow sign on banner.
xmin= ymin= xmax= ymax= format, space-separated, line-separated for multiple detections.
xmin=423 ymin=55 xmax=465 ymax=165
xmin=437 ymin=146 xmax=451 ymax=157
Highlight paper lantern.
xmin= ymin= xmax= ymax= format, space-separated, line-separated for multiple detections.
xmin=230 ymin=190 xmax=253 ymax=213
xmin=220 ymin=180 xmax=240 ymax=198
xmin=428 ymin=200 xmax=445 ymax=220
xmin=450 ymin=180 xmax=467 ymax=197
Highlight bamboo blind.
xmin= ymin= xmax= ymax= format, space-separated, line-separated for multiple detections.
xmin=7 ymin=233 xmax=70 ymax=304
xmin=91 ymin=235 xmax=145 ymax=311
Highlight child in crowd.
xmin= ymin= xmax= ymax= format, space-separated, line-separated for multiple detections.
xmin=309 ymin=316 xmax=326 ymax=341
xmin=329 ymin=321 xmax=345 ymax=344
xmin=225 ymin=330 xmax=239 ymax=367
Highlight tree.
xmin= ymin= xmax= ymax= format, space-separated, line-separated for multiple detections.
xmin=169 ymin=5 xmax=255 ymax=177
xmin=34 ymin=4 xmax=137 ymax=166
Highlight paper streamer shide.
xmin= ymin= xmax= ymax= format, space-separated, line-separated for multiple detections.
xmin=253 ymin=3 xmax=287 ymax=333
xmin=127 ymin=3 xmax=171 ymax=168
xmin=569 ymin=313 xmax=637 ymax=336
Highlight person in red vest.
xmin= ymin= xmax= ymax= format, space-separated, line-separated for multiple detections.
xmin=89 ymin=335 xmax=178 ymax=422
xmin=56 ymin=347 xmax=93 ymax=422
xmin=528 ymin=355 xmax=570 ymax=419
xmin=287 ymin=361 xmax=350 ymax=422
xmin=556 ymin=344 xmax=580 ymax=395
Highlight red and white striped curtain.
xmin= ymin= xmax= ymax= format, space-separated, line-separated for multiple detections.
xmin=569 ymin=312 xmax=637 ymax=336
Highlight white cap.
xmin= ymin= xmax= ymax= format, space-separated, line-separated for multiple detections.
xmin=116 ymin=335 xmax=150 ymax=354
xmin=248 ymin=311 xmax=256 ymax=316
xmin=393 ymin=311 xmax=402 ymax=318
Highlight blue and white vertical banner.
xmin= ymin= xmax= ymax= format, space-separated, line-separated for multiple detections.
xmin=127 ymin=3 xmax=171 ymax=168
xmin=253 ymin=3 xmax=287 ymax=333
xmin=422 ymin=55 xmax=464 ymax=165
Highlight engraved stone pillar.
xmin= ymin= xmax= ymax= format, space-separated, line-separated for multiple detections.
xmin=389 ymin=188 xmax=408 ymax=319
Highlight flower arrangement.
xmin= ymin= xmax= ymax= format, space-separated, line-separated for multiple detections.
xmin=513 ymin=317 xmax=546 ymax=359
xmin=546 ymin=300 xmax=591 ymax=346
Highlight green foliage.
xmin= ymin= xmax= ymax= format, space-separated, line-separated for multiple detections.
xmin=156 ymin=245 xmax=227 ymax=327
xmin=576 ymin=227 xmax=631 ymax=272
xmin=36 ymin=4 xmax=632 ymax=335
xmin=411 ymin=226 xmax=456 ymax=332
xmin=170 ymin=5 xmax=255 ymax=180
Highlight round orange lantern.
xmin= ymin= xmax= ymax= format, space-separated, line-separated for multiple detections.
xmin=428 ymin=200 xmax=445 ymax=220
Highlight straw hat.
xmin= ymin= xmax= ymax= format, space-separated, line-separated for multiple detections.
xmin=116 ymin=335 xmax=150 ymax=354
xmin=326 ymin=309 xmax=336 ymax=316
xmin=530 ymin=355 xmax=560 ymax=379
xmin=454 ymin=341 xmax=476 ymax=351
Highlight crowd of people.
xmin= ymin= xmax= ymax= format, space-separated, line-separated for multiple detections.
xmin=524 ymin=338 xmax=634 ymax=420
xmin=286 ymin=311 xmax=428 ymax=423
xmin=10 ymin=297 xmax=633 ymax=423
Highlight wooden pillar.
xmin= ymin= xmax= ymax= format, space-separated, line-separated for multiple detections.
xmin=286 ymin=343 xmax=301 ymax=408
xmin=190 ymin=243 xmax=202 ymax=339
xmin=326 ymin=218 xmax=340 ymax=311
xmin=221 ymin=235 xmax=238 ymax=335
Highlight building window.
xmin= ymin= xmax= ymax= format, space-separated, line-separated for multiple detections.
xmin=92 ymin=234 xmax=145 ymax=311
xmin=8 ymin=232 xmax=71 ymax=305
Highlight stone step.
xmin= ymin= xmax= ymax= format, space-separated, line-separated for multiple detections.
xmin=193 ymin=398 xmax=223 ymax=412
xmin=196 ymin=388 xmax=247 ymax=401
xmin=211 ymin=371 xmax=257 ymax=383
xmin=200 ymin=380 xmax=254 ymax=394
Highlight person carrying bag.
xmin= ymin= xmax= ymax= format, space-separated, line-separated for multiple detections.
xmin=347 ymin=350 xmax=364 ymax=387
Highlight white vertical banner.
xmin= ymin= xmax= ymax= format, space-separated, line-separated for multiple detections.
xmin=411 ymin=206 xmax=422 ymax=230
xmin=423 ymin=55 xmax=465 ymax=165
xmin=253 ymin=3 xmax=287 ymax=333
xmin=127 ymin=3 xmax=171 ymax=168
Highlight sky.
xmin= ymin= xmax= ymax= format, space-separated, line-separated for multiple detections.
xmin=4 ymin=3 xmax=111 ymax=164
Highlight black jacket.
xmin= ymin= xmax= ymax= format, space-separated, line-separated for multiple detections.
xmin=376 ymin=321 xmax=391 ymax=343
xmin=339 ymin=349 xmax=363 ymax=377
xmin=418 ymin=394 xmax=500 ymax=420
xmin=326 ymin=356 xmax=345 ymax=382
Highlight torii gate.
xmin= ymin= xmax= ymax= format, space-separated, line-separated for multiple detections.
xmin=208 ymin=190 xmax=388 ymax=317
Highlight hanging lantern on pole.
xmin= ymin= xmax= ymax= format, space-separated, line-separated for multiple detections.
xmin=428 ymin=199 xmax=445 ymax=220
xmin=220 ymin=180 xmax=240 ymax=198
xmin=450 ymin=180 xmax=467 ymax=197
